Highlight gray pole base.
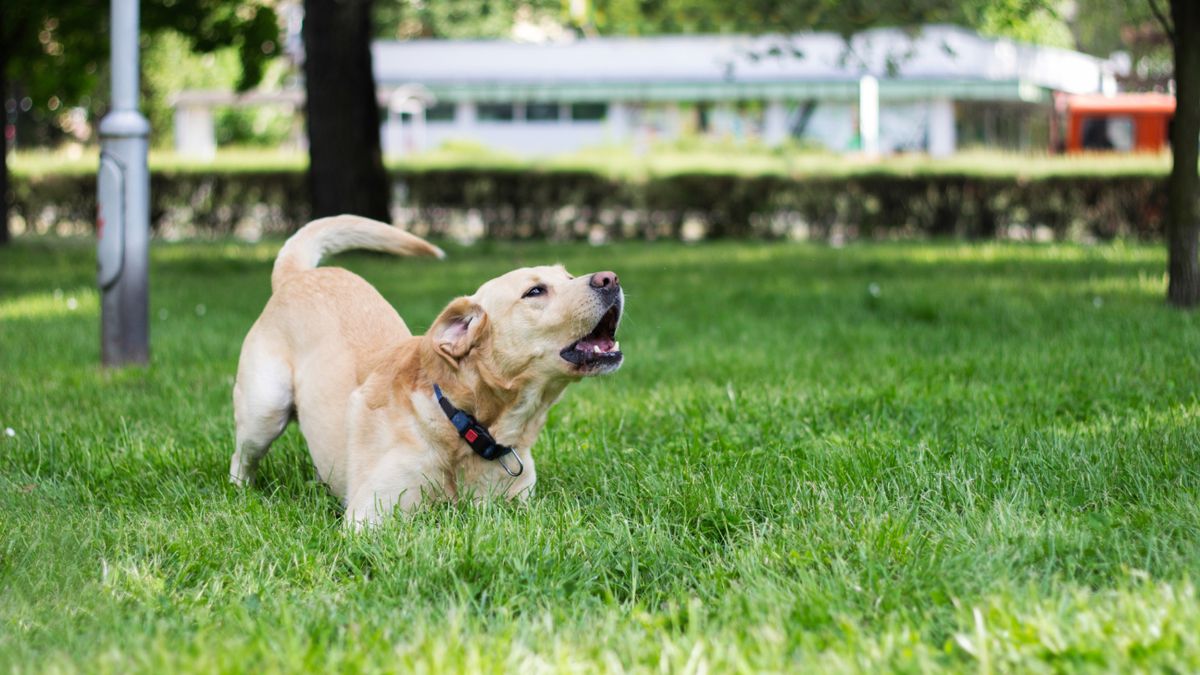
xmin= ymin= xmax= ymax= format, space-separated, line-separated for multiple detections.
xmin=98 ymin=129 xmax=150 ymax=368
xmin=97 ymin=0 xmax=151 ymax=368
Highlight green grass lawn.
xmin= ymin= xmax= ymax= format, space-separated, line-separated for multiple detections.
xmin=2 ymin=238 xmax=1199 ymax=672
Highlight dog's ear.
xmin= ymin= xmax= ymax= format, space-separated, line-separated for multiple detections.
xmin=430 ymin=297 xmax=489 ymax=365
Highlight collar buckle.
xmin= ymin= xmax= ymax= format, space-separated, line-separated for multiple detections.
xmin=497 ymin=451 xmax=524 ymax=477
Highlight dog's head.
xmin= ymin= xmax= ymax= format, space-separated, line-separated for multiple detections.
xmin=428 ymin=265 xmax=624 ymax=384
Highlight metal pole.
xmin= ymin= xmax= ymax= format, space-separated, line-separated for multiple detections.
xmin=97 ymin=0 xmax=150 ymax=366
xmin=859 ymin=75 xmax=879 ymax=158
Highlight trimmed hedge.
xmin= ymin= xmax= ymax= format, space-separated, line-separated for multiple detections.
xmin=9 ymin=165 xmax=1175 ymax=241
xmin=11 ymin=170 xmax=309 ymax=239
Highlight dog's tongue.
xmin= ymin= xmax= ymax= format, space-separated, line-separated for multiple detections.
xmin=576 ymin=336 xmax=617 ymax=353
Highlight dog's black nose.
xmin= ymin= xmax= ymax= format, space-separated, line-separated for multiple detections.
xmin=590 ymin=271 xmax=619 ymax=290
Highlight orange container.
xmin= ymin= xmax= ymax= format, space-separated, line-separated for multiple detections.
xmin=1064 ymin=93 xmax=1175 ymax=153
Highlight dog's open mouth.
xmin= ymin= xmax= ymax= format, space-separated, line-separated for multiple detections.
xmin=560 ymin=302 xmax=623 ymax=371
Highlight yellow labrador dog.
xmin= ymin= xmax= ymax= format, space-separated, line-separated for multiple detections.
xmin=229 ymin=216 xmax=623 ymax=526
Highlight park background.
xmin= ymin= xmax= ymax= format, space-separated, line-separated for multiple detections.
xmin=3 ymin=1 xmax=1200 ymax=672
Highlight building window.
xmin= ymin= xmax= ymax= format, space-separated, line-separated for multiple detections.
xmin=526 ymin=102 xmax=561 ymax=122
xmin=477 ymin=102 xmax=515 ymax=122
xmin=426 ymin=102 xmax=456 ymax=122
xmin=571 ymin=102 xmax=607 ymax=121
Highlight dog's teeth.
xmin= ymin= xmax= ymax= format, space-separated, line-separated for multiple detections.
xmin=614 ymin=341 xmax=620 ymax=351
xmin=593 ymin=345 xmax=601 ymax=353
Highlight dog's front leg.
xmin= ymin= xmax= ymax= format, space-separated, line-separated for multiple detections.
xmin=344 ymin=450 xmax=446 ymax=528
xmin=460 ymin=448 xmax=537 ymax=505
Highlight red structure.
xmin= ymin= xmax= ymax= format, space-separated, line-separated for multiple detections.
xmin=1063 ymin=93 xmax=1175 ymax=153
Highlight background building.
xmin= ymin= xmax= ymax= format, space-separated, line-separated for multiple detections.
xmin=175 ymin=25 xmax=1119 ymax=158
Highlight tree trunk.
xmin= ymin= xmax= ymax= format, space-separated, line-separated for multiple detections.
xmin=301 ymin=0 xmax=390 ymax=223
xmin=1167 ymin=0 xmax=1200 ymax=307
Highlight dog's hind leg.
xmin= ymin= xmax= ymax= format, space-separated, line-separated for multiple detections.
xmin=230 ymin=346 xmax=293 ymax=487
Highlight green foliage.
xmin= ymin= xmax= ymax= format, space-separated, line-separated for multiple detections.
xmin=374 ymin=0 xmax=564 ymax=39
xmin=2 ymin=1 xmax=280 ymax=129
xmin=1071 ymin=0 xmax=1164 ymax=56
xmin=584 ymin=0 xmax=1072 ymax=46
xmin=1 ymin=3 xmax=110 ymax=114
xmin=213 ymin=108 xmax=294 ymax=148
xmin=2 ymin=239 xmax=1200 ymax=671
xmin=966 ymin=1 xmax=1074 ymax=48
xmin=369 ymin=0 xmax=1079 ymax=48
xmin=141 ymin=31 xmax=292 ymax=148
xmin=1069 ymin=0 xmax=1173 ymax=89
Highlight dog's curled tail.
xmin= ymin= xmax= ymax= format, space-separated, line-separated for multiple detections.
xmin=272 ymin=215 xmax=445 ymax=291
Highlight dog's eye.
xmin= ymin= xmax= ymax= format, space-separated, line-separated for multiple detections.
xmin=522 ymin=285 xmax=547 ymax=299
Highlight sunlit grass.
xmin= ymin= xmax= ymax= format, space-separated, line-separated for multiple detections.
xmin=0 ymin=287 xmax=97 ymax=320
xmin=10 ymin=147 xmax=309 ymax=177
xmin=2 ymin=238 xmax=1199 ymax=672
xmin=549 ymin=146 xmax=1174 ymax=179
xmin=10 ymin=144 xmax=1176 ymax=179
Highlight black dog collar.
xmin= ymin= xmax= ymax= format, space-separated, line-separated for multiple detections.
xmin=433 ymin=384 xmax=524 ymax=477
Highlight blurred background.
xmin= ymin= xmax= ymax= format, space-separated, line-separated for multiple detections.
xmin=0 ymin=0 xmax=1188 ymax=245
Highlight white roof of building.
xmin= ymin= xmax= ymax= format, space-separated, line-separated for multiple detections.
xmin=372 ymin=25 xmax=1110 ymax=103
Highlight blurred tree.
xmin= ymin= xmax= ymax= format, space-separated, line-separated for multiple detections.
xmin=1071 ymin=0 xmax=1200 ymax=306
xmin=0 ymin=0 xmax=279 ymax=245
xmin=374 ymin=0 xmax=562 ymax=39
xmin=1159 ymin=0 xmax=1199 ymax=306
xmin=1068 ymin=0 xmax=1171 ymax=90
xmin=310 ymin=0 xmax=566 ymax=222
xmin=583 ymin=0 xmax=1070 ymax=44
xmin=142 ymin=32 xmax=290 ymax=149
xmin=302 ymin=0 xmax=390 ymax=221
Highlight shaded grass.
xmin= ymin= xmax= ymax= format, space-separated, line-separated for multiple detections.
xmin=2 ymin=238 xmax=1199 ymax=672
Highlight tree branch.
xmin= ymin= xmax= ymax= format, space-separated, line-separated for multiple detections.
xmin=1145 ymin=0 xmax=1176 ymax=47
